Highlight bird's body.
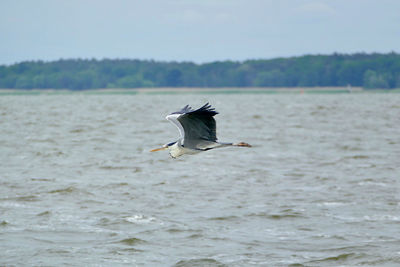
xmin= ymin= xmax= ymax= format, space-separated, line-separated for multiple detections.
xmin=151 ymin=103 xmax=251 ymax=158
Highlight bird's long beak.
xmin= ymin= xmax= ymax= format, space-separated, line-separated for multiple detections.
xmin=150 ymin=146 xmax=168 ymax=152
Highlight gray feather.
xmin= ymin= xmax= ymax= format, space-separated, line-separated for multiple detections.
xmin=176 ymin=103 xmax=219 ymax=149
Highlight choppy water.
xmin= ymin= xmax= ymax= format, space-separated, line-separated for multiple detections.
xmin=1 ymin=92 xmax=399 ymax=266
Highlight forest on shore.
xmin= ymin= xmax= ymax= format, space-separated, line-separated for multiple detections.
xmin=0 ymin=53 xmax=399 ymax=90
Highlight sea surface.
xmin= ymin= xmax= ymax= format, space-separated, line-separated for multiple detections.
xmin=1 ymin=92 xmax=399 ymax=266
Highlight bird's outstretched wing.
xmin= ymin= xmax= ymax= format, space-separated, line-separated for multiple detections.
xmin=166 ymin=103 xmax=219 ymax=149
xmin=165 ymin=105 xmax=192 ymax=140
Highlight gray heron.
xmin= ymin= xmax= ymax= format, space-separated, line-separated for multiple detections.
xmin=150 ymin=103 xmax=251 ymax=158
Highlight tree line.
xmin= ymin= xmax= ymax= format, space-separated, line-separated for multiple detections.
xmin=0 ymin=53 xmax=399 ymax=90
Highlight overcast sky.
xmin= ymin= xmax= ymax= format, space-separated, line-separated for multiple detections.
xmin=1 ymin=0 xmax=399 ymax=65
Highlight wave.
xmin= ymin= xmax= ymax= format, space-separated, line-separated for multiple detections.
xmin=174 ymin=258 xmax=227 ymax=267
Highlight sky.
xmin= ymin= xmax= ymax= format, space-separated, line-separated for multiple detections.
xmin=1 ymin=0 xmax=399 ymax=65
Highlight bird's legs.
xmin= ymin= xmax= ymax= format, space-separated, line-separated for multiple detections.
xmin=233 ymin=142 xmax=252 ymax=147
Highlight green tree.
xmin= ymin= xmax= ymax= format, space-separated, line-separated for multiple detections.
xmin=1 ymin=53 xmax=400 ymax=90
xmin=164 ymin=69 xmax=182 ymax=86
xmin=254 ymin=70 xmax=285 ymax=87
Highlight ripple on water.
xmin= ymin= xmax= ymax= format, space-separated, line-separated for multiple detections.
xmin=124 ymin=214 xmax=159 ymax=225
xmin=305 ymin=253 xmax=363 ymax=266
xmin=47 ymin=186 xmax=93 ymax=196
xmin=173 ymin=258 xmax=227 ymax=267
xmin=117 ymin=237 xmax=147 ymax=246
xmin=48 ymin=186 xmax=77 ymax=194
xmin=208 ymin=215 xmax=239 ymax=221
xmin=31 ymin=178 xmax=55 ymax=182
xmin=338 ymin=145 xmax=362 ymax=151
xmin=69 ymin=125 xmax=94 ymax=133
xmin=37 ymin=211 xmax=51 ymax=217
xmin=248 ymin=209 xmax=305 ymax=220
xmin=25 ymin=137 xmax=57 ymax=144
xmin=35 ymin=151 xmax=65 ymax=158
xmin=345 ymin=155 xmax=370 ymax=160
xmin=101 ymin=182 xmax=130 ymax=189
xmin=99 ymin=165 xmax=133 ymax=170
xmin=1 ymin=195 xmax=40 ymax=202
xmin=110 ymin=247 xmax=144 ymax=254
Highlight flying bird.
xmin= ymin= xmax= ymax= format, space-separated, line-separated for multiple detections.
xmin=150 ymin=103 xmax=251 ymax=158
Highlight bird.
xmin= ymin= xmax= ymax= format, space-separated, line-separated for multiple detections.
xmin=150 ymin=103 xmax=251 ymax=158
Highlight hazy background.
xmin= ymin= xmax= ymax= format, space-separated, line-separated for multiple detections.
xmin=1 ymin=0 xmax=399 ymax=65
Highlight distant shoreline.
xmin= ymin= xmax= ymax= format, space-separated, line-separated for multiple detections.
xmin=0 ymin=86 xmax=360 ymax=94
xmin=1 ymin=87 xmax=399 ymax=95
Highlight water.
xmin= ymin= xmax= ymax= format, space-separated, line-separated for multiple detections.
xmin=1 ymin=92 xmax=399 ymax=266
